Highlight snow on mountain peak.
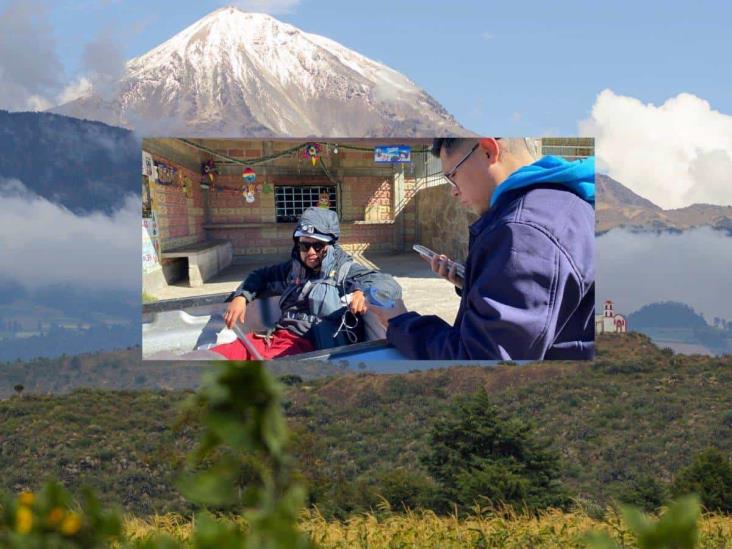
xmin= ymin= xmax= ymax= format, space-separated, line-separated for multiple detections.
xmin=52 ymin=7 xmax=468 ymax=137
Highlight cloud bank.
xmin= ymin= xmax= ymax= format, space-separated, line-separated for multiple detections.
xmin=80 ymin=30 xmax=127 ymax=101
xmin=0 ymin=179 xmax=140 ymax=291
xmin=580 ymin=90 xmax=732 ymax=209
xmin=597 ymin=227 xmax=732 ymax=322
xmin=0 ymin=0 xmax=64 ymax=111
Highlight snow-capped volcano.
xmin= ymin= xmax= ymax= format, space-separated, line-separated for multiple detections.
xmin=52 ymin=7 xmax=468 ymax=136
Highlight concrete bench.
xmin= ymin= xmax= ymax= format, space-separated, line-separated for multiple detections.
xmin=161 ymin=240 xmax=233 ymax=287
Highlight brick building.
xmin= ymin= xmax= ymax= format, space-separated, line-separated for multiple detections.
xmin=142 ymin=138 xmax=434 ymax=291
xmin=595 ymin=300 xmax=628 ymax=334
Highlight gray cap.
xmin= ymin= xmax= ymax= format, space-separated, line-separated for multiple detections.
xmin=293 ymin=207 xmax=340 ymax=242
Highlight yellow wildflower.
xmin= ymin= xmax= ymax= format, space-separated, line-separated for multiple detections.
xmin=15 ymin=506 xmax=33 ymax=534
xmin=60 ymin=512 xmax=82 ymax=536
xmin=17 ymin=492 xmax=34 ymax=507
xmin=48 ymin=507 xmax=65 ymax=526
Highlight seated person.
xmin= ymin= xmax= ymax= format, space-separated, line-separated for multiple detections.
xmin=212 ymin=207 xmax=402 ymax=360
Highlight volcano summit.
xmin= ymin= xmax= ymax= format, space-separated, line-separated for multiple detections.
xmin=52 ymin=7 xmax=467 ymax=137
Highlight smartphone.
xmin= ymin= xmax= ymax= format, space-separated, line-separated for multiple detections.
xmin=412 ymin=244 xmax=465 ymax=279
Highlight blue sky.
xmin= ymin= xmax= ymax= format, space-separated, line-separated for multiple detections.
xmin=1 ymin=0 xmax=730 ymax=207
xmin=26 ymin=0 xmax=731 ymax=136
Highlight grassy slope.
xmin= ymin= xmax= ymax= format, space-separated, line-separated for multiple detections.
xmin=1 ymin=333 xmax=730 ymax=516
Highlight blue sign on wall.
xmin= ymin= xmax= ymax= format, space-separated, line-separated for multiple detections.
xmin=374 ymin=145 xmax=412 ymax=163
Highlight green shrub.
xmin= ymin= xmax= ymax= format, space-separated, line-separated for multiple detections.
xmin=672 ymin=448 xmax=732 ymax=513
xmin=371 ymin=468 xmax=437 ymax=511
xmin=722 ymin=409 xmax=732 ymax=428
xmin=422 ymin=389 xmax=570 ymax=514
xmin=616 ymin=475 xmax=668 ymax=513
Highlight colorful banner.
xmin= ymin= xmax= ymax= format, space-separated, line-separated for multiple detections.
xmin=374 ymin=145 xmax=412 ymax=163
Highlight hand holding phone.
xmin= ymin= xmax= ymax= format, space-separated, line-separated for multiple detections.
xmin=412 ymin=244 xmax=465 ymax=288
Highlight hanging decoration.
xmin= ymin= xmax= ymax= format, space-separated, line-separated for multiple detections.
xmin=201 ymin=159 xmax=218 ymax=183
xmin=304 ymin=142 xmax=321 ymax=166
xmin=262 ymin=180 xmax=273 ymax=193
xmin=154 ymin=161 xmax=176 ymax=185
xmin=244 ymin=182 xmax=257 ymax=203
xmin=242 ymin=167 xmax=256 ymax=184
xmin=182 ymin=176 xmax=192 ymax=199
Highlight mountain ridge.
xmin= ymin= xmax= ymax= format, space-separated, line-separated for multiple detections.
xmin=52 ymin=7 xmax=468 ymax=137
xmin=596 ymin=173 xmax=732 ymax=234
xmin=0 ymin=110 xmax=139 ymax=214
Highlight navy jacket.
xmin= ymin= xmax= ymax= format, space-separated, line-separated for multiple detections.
xmin=387 ymin=184 xmax=595 ymax=360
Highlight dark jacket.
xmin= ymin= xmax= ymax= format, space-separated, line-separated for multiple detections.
xmin=234 ymin=244 xmax=402 ymax=338
xmin=387 ymin=184 xmax=595 ymax=360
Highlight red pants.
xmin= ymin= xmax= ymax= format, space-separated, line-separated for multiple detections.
xmin=211 ymin=328 xmax=314 ymax=360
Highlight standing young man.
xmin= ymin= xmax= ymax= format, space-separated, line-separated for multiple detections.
xmin=370 ymin=138 xmax=595 ymax=360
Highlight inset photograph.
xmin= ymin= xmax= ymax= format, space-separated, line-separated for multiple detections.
xmin=141 ymin=138 xmax=595 ymax=363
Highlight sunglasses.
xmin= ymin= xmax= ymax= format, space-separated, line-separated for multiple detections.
xmin=298 ymin=240 xmax=328 ymax=252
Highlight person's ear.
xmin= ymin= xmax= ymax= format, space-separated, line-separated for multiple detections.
xmin=478 ymin=137 xmax=500 ymax=163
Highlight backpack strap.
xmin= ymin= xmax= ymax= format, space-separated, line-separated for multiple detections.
xmin=335 ymin=260 xmax=353 ymax=288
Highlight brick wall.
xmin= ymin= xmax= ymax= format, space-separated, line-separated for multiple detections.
xmin=402 ymin=177 xmax=418 ymax=246
xmin=149 ymin=143 xmax=426 ymax=262
xmin=414 ymin=183 xmax=476 ymax=263
xmin=204 ymin=152 xmax=400 ymax=257
xmin=207 ymin=174 xmax=275 ymax=224
xmin=209 ymin=221 xmax=399 ymax=259
xmin=149 ymin=154 xmax=205 ymax=251
xmin=341 ymin=176 xmax=392 ymax=222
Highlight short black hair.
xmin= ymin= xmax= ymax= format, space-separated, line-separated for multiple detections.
xmin=431 ymin=138 xmax=479 ymax=158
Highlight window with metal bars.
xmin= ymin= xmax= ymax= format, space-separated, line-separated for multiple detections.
xmin=274 ymin=185 xmax=337 ymax=223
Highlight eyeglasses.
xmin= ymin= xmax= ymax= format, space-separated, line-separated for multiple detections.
xmin=298 ymin=240 xmax=328 ymax=252
xmin=443 ymin=143 xmax=479 ymax=189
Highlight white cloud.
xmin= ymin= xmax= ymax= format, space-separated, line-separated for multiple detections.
xmin=80 ymin=31 xmax=127 ymax=101
xmin=229 ymin=0 xmax=302 ymax=15
xmin=50 ymin=33 xmax=125 ymax=108
xmin=579 ymin=90 xmax=732 ymax=209
xmin=597 ymin=227 xmax=732 ymax=323
xmin=26 ymin=94 xmax=53 ymax=111
xmin=0 ymin=179 xmax=140 ymax=291
xmin=0 ymin=0 xmax=64 ymax=111
xmin=56 ymin=76 xmax=93 ymax=104
xmin=686 ymin=149 xmax=732 ymax=205
xmin=481 ymin=32 xmax=493 ymax=40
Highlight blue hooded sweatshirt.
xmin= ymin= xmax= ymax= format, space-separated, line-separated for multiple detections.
xmin=387 ymin=156 xmax=595 ymax=361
